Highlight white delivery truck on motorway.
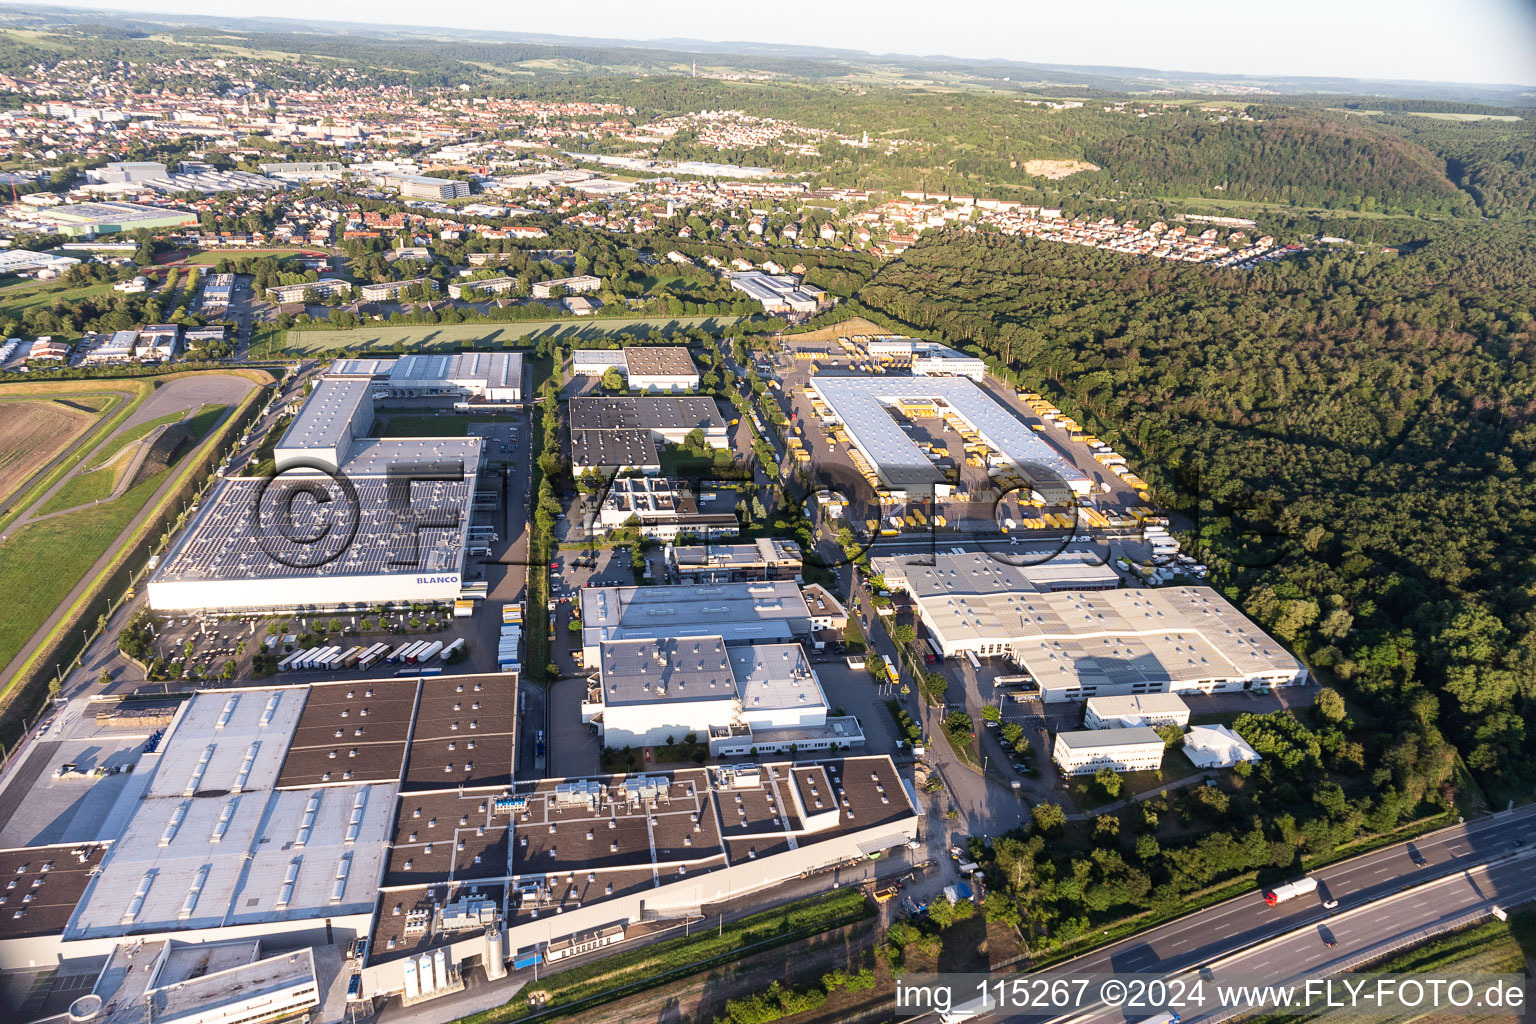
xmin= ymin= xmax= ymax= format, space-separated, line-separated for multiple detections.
xmin=1263 ymin=876 xmax=1318 ymax=906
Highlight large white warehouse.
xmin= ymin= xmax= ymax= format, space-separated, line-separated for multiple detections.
xmin=580 ymin=637 xmax=862 ymax=755
xmin=150 ymin=369 xmax=484 ymax=612
xmin=809 ymin=375 xmax=1089 ymax=498
xmin=879 ymin=551 xmax=1306 ymax=703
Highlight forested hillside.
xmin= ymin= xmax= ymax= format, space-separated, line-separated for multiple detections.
xmin=847 ymin=228 xmax=1536 ymax=795
xmin=1075 ymin=112 xmax=1478 ymax=216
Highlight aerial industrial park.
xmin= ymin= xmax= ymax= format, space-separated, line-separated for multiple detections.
xmin=0 ymin=7 xmax=1532 ymax=1024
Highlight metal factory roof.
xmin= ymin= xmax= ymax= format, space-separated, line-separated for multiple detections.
xmin=568 ymin=396 xmax=725 ymax=433
xmin=598 ymin=636 xmax=735 ymax=707
xmin=326 ymin=358 xmax=398 ymax=378
xmin=66 ymin=689 xmax=394 ymax=940
xmin=387 ymin=352 xmax=523 ymax=391
xmin=150 ymin=472 xmax=472 ymax=583
xmin=808 ymin=375 xmax=1089 ymax=492
xmin=277 ymin=379 xmax=371 ymax=453
xmin=580 ymin=581 xmax=810 ymax=648
xmin=727 ymin=644 xmax=826 ymax=715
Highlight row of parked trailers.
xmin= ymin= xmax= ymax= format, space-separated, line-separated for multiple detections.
xmin=499 ymin=604 xmax=522 ymax=674
xmin=278 ymin=638 xmax=467 ymax=673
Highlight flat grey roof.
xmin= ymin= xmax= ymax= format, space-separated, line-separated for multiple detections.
xmin=571 ymin=349 xmax=626 ymax=373
xmin=1056 ymin=726 xmax=1164 ymax=750
xmin=278 ymin=379 xmax=371 ymax=453
xmin=673 ymin=538 xmax=802 ymax=569
xmin=326 ymin=358 xmax=397 ymax=378
xmin=809 ymin=375 xmax=1089 ymax=492
xmin=571 ymin=428 xmax=659 ymax=469
xmin=341 ymin=437 xmax=484 ymax=475
xmin=728 ymin=644 xmax=826 ymax=714
xmin=885 ymin=556 xmax=1301 ymax=692
xmin=874 ymin=551 xmax=1118 ymax=599
xmin=1085 ymin=693 xmax=1190 ymax=718
xmin=387 ymin=352 xmax=523 ymax=391
xmin=66 ymin=689 xmax=395 ymax=939
xmin=581 ymin=581 xmax=810 ymax=648
xmin=569 ymin=396 xmax=725 ymax=433
xmin=599 ymin=636 xmax=735 ymax=706
xmin=144 ymin=688 xmax=306 ymax=798
xmin=149 ymin=948 xmax=317 ymax=1024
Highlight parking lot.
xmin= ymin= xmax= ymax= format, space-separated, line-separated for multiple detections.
xmin=142 ymin=605 xmax=488 ymax=686
xmin=546 ymin=676 xmax=602 ymax=778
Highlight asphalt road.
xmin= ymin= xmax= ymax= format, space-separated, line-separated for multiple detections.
xmin=1048 ymin=804 xmax=1536 ymax=982
xmin=897 ymin=804 xmax=1536 ymax=1023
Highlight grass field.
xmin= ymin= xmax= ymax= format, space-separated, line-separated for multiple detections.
xmin=0 ymin=473 xmax=169 ymax=673
xmin=271 ymin=315 xmax=750 ymax=356
xmin=375 ymin=414 xmax=472 ymax=437
xmin=0 ymin=400 xmax=231 ymax=675
xmin=37 ymin=467 xmax=116 ymax=515
xmin=0 ymin=398 xmax=105 ymax=507
xmin=182 ymin=248 xmax=324 ymax=265
xmin=0 ymin=279 xmax=119 ymax=321
xmin=1406 ymin=111 xmax=1524 ymax=122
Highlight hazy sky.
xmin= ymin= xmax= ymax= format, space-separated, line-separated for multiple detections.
xmin=35 ymin=0 xmax=1536 ymax=87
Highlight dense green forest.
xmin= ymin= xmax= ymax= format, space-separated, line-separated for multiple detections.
xmin=841 ymin=227 xmax=1535 ymax=796
xmin=1073 ymin=111 xmax=1477 ymax=215
xmin=817 ymin=223 xmax=1536 ymax=948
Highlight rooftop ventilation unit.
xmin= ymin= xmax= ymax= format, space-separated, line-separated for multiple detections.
xmin=122 ymin=870 xmax=155 ymax=924
xmin=178 ymin=864 xmax=210 ymax=920
xmin=275 ymin=858 xmax=302 ymax=909
xmin=209 ymin=797 xmax=239 ymax=843
xmin=231 ymin=741 xmax=260 ymax=793
xmin=330 ymin=852 xmax=352 ymax=904
xmin=184 ymin=744 xmax=216 ymax=796
xmin=159 ymin=801 xmax=189 ymax=847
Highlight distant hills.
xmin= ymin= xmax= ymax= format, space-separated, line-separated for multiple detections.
xmin=0 ymin=2 xmax=1531 ymax=105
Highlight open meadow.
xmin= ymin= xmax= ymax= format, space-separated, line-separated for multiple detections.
xmin=271 ymin=314 xmax=751 ymax=355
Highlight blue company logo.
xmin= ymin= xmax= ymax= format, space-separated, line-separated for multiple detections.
xmin=417 ymin=575 xmax=460 ymax=585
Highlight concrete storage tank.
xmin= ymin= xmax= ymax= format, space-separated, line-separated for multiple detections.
xmin=67 ymin=994 xmax=103 ymax=1024
xmin=402 ymin=959 xmax=419 ymax=1002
